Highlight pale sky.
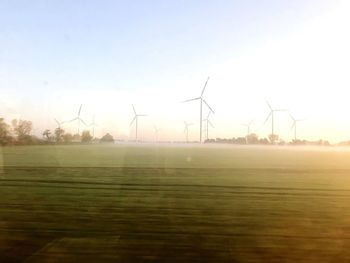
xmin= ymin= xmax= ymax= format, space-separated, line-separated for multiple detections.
xmin=1 ymin=0 xmax=350 ymax=143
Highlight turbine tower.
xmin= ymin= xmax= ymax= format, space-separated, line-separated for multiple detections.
xmin=183 ymin=121 xmax=193 ymax=143
xmin=203 ymin=111 xmax=214 ymax=141
xmin=89 ymin=114 xmax=97 ymax=138
xmin=68 ymin=104 xmax=86 ymax=135
xmin=130 ymin=105 xmax=147 ymax=141
xmin=183 ymin=77 xmax=214 ymax=143
xmin=289 ymin=113 xmax=303 ymax=142
xmin=264 ymin=101 xmax=287 ymax=143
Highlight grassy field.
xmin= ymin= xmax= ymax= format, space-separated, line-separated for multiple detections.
xmin=1 ymin=144 xmax=350 ymax=262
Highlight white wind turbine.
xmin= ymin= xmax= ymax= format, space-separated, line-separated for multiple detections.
xmin=54 ymin=118 xmax=65 ymax=130
xmin=242 ymin=120 xmax=253 ymax=138
xmin=183 ymin=121 xmax=194 ymax=143
xmin=264 ymin=101 xmax=287 ymax=143
xmin=68 ymin=104 xmax=87 ymax=135
xmin=153 ymin=125 xmax=161 ymax=143
xmin=289 ymin=112 xmax=304 ymax=142
xmin=88 ymin=114 xmax=98 ymax=138
xmin=203 ymin=111 xmax=214 ymax=141
xmin=130 ymin=105 xmax=147 ymax=141
xmin=182 ymin=77 xmax=214 ymax=143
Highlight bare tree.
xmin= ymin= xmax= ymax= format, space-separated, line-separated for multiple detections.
xmin=42 ymin=129 xmax=51 ymax=141
xmin=54 ymin=128 xmax=65 ymax=143
xmin=81 ymin=130 xmax=92 ymax=143
xmin=12 ymin=119 xmax=33 ymax=144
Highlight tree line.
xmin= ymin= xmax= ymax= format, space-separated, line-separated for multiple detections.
xmin=0 ymin=118 xmax=114 ymax=146
xmin=205 ymin=133 xmax=331 ymax=146
xmin=0 ymin=117 xmax=334 ymax=146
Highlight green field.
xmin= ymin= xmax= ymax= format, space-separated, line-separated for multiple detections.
xmin=1 ymin=144 xmax=350 ymax=262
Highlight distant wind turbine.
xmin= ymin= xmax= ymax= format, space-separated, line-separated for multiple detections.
xmin=203 ymin=111 xmax=214 ymax=141
xmin=54 ymin=118 xmax=65 ymax=129
xmin=68 ymin=104 xmax=87 ymax=135
xmin=88 ymin=114 xmax=98 ymax=138
xmin=182 ymin=77 xmax=214 ymax=143
xmin=289 ymin=113 xmax=304 ymax=142
xmin=130 ymin=105 xmax=147 ymax=141
xmin=242 ymin=120 xmax=253 ymax=143
xmin=264 ymin=101 xmax=287 ymax=143
xmin=153 ymin=125 xmax=161 ymax=142
xmin=183 ymin=121 xmax=194 ymax=143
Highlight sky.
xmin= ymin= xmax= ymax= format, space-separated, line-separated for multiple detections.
xmin=1 ymin=0 xmax=350 ymax=143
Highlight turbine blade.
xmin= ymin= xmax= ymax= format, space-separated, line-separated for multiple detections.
xmin=289 ymin=112 xmax=295 ymax=121
xmin=275 ymin=109 xmax=288 ymax=112
xmin=203 ymin=99 xmax=215 ymax=114
xmin=68 ymin=117 xmax=78 ymax=123
xmin=130 ymin=116 xmax=136 ymax=127
xmin=201 ymin=76 xmax=210 ymax=97
xmin=79 ymin=118 xmax=87 ymax=126
xmin=78 ymin=104 xmax=82 ymax=116
xmin=265 ymin=100 xmax=272 ymax=110
xmin=264 ymin=112 xmax=272 ymax=124
xmin=182 ymin=97 xmax=200 ymax=103
xmin=209 ymin=120 xmax=214 ymax=128
xmin=54 ymin=118 xmax=60 ymax=125
xmin=290 ymin=122 xmax=296 ymax=131
xmin=132 ymin=104 xmax=136 ymax=115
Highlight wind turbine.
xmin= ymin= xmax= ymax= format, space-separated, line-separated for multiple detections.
xmin=68 ymin=104 xmax=87 ymax=135
xmin=130 ymin=105 xmax=147 ymax=141
xmin=182 ymin=77 xmax=214 ymax=143
xmin=183 ymin=121 xmax=194 ymax=143
xmin=289 ymin=113 xmax=304 ymax=142
xmin=153 ymin=125 xmax=161 ymax=143
xmin=242 ymin=120 xmax=253 ymax=143
xmin=203 ymin=111 xmax=214 ymax=141
xmin=54 ymin=118 xmax=65 ymax=129
xmin=89 ymin=114 xmax=98 ymax=138
xmin=264 ymin=101 xmax=287 ymax=143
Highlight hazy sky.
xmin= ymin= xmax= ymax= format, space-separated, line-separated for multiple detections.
xmin=1 ymin=0 xmax=350 ymax=142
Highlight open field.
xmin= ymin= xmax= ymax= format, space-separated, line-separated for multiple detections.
xmin=1 ymin=144 xmax=350 ymax=262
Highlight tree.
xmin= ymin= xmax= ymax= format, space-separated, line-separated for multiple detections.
xmin=246 ymin=133 xmax=259 ymax=144
xmin=235 ymin=137 xmax=247 ymax=144
xmin=259 ymin=138 xmax=270 ymax=145
xmin=72 ymin=134 xmax=81 ymax=142
xmin=12 ymin=119 xmax=33 ymax=144
xmin=268 ymin=134 xmax=279 ymax=144
xmin=42 ymin=129 xmax=51 ymax=141
xmin=81 ymin=130 xmax=92 ymax=143
xmin=54 ymin=128 xmax=65 ymax=143
xmin=63 ymin=133 xmax=73 ymax=143
xmin=0 ymin=118 xmax=12 ymax=145
xmin=100 ymin=133 xmax=114 ymax=143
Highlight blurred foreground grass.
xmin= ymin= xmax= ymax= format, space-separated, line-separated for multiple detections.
xmin=1 ymin=145 xmax=350 ymax=262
